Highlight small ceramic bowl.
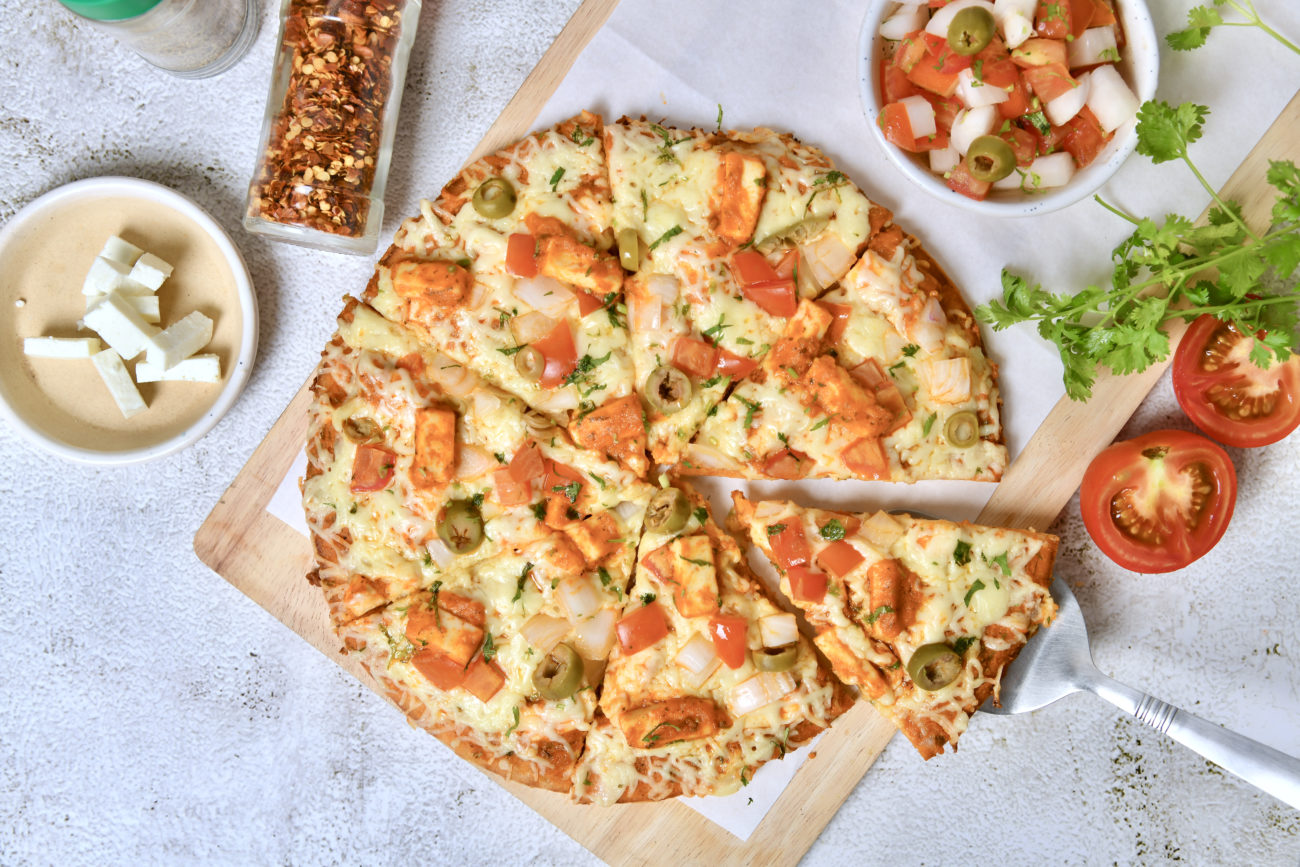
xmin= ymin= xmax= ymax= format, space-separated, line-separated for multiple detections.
xmin=0 ymin=177 xmax=258 ymax=464
xmin=859 ymin=0 xmax=1159 ymax=216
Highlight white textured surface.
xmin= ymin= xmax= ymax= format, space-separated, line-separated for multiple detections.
xmin=2 ymin=2 xmax=1300 ymax=865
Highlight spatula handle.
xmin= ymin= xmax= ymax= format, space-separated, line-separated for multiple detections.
xmin=1090 ymin=675 xmax=1300 ymax=812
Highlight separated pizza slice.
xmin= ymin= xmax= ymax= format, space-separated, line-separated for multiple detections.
xmin=682 ymin=211 xmax=1008 ymax=482
xmin=730 ymin=492 xmax=1058 ymax=759
xmin=362 ymin=111 xmax=647 ymax=475
xmin=574 ymin=483 xmax=852 ymax=804
xmin=304 ymin=297 xmax=652 ymax=627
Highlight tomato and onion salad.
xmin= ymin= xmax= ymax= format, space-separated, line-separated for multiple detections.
xmin=874 ymin=0 xmax=1140 ymax=201
xmin=1080 ymin=429 xmax=1237 ymax=574
xmin=1172 ymin=314 xmax=1300 ymax=448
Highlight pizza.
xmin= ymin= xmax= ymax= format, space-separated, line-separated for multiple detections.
xmin=730 ymin=492 xmax=1058 ymax=758
xmin=302 ymin=111 xmax=1050 ymax=800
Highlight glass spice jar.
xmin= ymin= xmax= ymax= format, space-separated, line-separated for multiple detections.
xmin=243 ymin=0 xmax=422 ymax=255
xmin=57 ymin=0 xmax=260 ymax=79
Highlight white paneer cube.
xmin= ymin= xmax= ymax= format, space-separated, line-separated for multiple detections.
xmin=91 ymin=348 xmax=147 ymax=419
xmin=82 ymin=256 xmax=132 ymax=297
xmin=82 ymin=291 xmax=161 ymax=360
xmin=128 ymin=252 xmax=173 ymax=291
xmin=135 ymin=353 xmax=221 ymax=383
xmin=23 ymin=336 xmax=103 ymax=359
xmin=145 ymin=310 xmax=213 ymax=370
xmin=99 ymin=235 xmax=143 ymax=267
xmin=121 ymin=294 xmax=161 ymax=323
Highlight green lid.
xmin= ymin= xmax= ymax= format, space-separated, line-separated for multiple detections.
xmin=58 ymin=0 xmax=163 ymax=21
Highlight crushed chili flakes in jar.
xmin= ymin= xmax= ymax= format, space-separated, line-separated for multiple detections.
xmin=244 ymin=0 xmax=421 ymax=254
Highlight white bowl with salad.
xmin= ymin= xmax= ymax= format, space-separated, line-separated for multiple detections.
xmin=859 ymin=0 xmax=1158 ymax=215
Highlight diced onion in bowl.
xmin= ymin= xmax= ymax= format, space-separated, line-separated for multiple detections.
xmin=950 ymin=106 xmax=998 ymax=156
xmin=999 ymin=9 xmax=1033 ymax=48
xmin=1022 ymin=152 xmax=1077 ymax=190
xmin=727 ymin=671 xmax=797 ymax=717
xmin=957 ymin=68 xmax=1009 ymax=109
xmin=1068 ymin=26 xmax=1118 ymax=68
xmin=758 ymin=613 xmax=799 ymax=649
xmin=1045 ymin=73 xmax=1091 ymax=126
xmin=992 ymin=0 xmax=1036 ymax=21
xmin=929 ymin=146 xmax=961 ymax=174
xmin=510 ymin=310 xmax=557 ymax=345
xmin=558 ymin=575 xmax=603 ymax=621
xmin=925 ymin=0 xmax=996 ymax=37
xmin=899 ymin=95 xmax=937 ymax=140
xmin=514 ymin=274 xmax=575 ymax=319
xmin=521 ymin=613 xmax=570 ymax=655
xmin=1086 ymin=65 xmax=1140 ymax=133
xmin=879 ymin=2 xmax=928 ymax=40
xmin=571 ymin=608 xmax=617 ymax=660
xmin=798 ymin=232 xmax=856 ymax=289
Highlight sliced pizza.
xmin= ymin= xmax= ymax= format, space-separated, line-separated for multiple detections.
xmin=730 ymin=492 xmax=1057 ymax=759
xmin=361 ymin=111 xmax=647 ymax=475
xmin=683 ymin=212 xmax=1008 ymax=482
xmin=575 ymin=483 xmax=852 ymax=803
xmin=303 ymin=296 xmax=652 ymax=626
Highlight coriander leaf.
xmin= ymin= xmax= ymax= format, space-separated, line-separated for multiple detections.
xmin=1135 ymin=101 xmax=1207 ymax=165
xmin=963 ymin=579 xmax=986 ymax=607
xmin=953 ymin=539 xmax=972 ymax=567
xmin=819 ymin=519 xmax=846 ymax=541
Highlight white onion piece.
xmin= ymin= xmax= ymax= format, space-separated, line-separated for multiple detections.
xmin=919 ymin=357 xmax=972 ymax=403
xmin=992 ymin=0 xmax=1036 ymax=22
xmin=1068 ymin=26 xmax=1118 ymax=68
xmin=925 ymin=0 xmax=996 ymax=37
xmin=1045 ymin=73 xmax=1091 ymax=126
xmin=471 ymin=390 xmax=500 ymax=418
xmin=614 ymin=500 xmax=642 ymax=523
xmin=929 ymin=146 xmax=961 ymax=174
xmin=880 ymin=3 xmax=928 ymax=40
xmin=949 ymin=106 xmax=998 ymax=156
xmin=727 ymin=671 xmax=797 ymax=717
xmin=1000 ymin=9 xmax=1033 ymax=48
xmin=454 ymin=443 xmax=495 ymax=480
xmin=909 ymin=296 xmax=948 ymax=353
xmin=425 ymin=539 xmax=455 ymax=568
xmin=675 ymin=632 xmax=720 ymax=676
xmin=513 ymin=274 xmax=575 ymax=319
xmin=758 ymin=613 xmax=799 ymax=649
xmin=426 ymin=354 xmax=477 ymax=397
xmin=646 ymin=273 xmax=680 ymax=305
xmin=1023 ymin=152 xmax=1077 ymax=190
xmin=992 ymin=169 xmax=1028 ymax=192
xmin=521 ymin=613 xmax=570 ymax=654
xmin=798 ymin=232 xmax=856 ymax=288
xmin=510 ymin=309 xmax=557 ymax=345
xmin=466 ymin=280 xmax=489 ymax=310
xmin=1086 ymin=64 xmax=1140 ymax=133
xmin=752 ymin=500 xmax=785 ymax=521
xmin=682 ymin=443 xmax=734 ymax=472
xmin=859 ymin=510 xmax=906 ymax=551
xmin=571 ymin=608 xmax=617 ymax=660
xmin=898 ymin=94 xmax=937 ymax=139
xmin=628 ymin=294 xmax=662 ymax=331
xmin=558 ymin=576 xmax=603 ymax=622
xmin=532 ymin=387 xmax=580 ymax=413
xmin=957 ymin=68 xmax=1009 ymax=109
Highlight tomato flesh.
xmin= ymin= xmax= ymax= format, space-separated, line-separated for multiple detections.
xmin=816 ymin=540 xmax=865 ymax=578
xmin=672 ymin=337 xmax=720 ymax=379
xmin=617 ymin=602 xmax=670 ymax=655
xmin=506 ymin=233 xmax=538 ymax=277
xmin=768 ymin=522 xmax=812 ymax=570
xmin=715 ymin=347 xmax=757 ymax=379
xmin=533 ymin=320 xmax=577 ymax=388
xmin=350 ymin=444 xmax=396 ymax=493
xmin=1080 ymin=429 xmax=1237 ymax=573
xmin=787 ymin=566 xmax=829 ymax=604
xmin=708 ymin=615 xmax=749 ymax=670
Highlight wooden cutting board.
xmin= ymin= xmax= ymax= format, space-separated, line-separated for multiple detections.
xmin=194 ymin=0 xmax=1300 ymax=858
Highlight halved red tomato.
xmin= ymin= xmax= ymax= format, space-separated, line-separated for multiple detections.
xmin=350 ymin=444 xmax=396 ymax=492
xmin=506 ymin=233 xmax=538 ymax=277
xmin=708 ymin=615 xmax=748 ymax=670
xmin=617 ymin=602 xmax=670 ymax=655
xmin=1080 ymin=429 xmax=1237 ymax=573
xmin=1172 ymin=314 xmax=1300 ymax=448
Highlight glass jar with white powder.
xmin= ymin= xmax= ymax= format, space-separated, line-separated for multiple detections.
xmin=57 ymin=0 xmax=260 ymax=79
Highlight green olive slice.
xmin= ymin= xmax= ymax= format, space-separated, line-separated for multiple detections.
xmin=617 ymin=228 xmax=641 ymax=271
xmin=754 ymin=644 xmax=798 ymax=672
xmin=907 ymin=642 xmax=964 ymax=691
xmin=948 ymin=6 xmax=996 ymax=56
xmin=341 ymin=416 xmax=383 ymax=444
xmin=514 ymin=345 xmax=545 ymax=383
xmin=533 ymin=643 xmax=584 ymax=700
xmin=645 ymin=487 xmax=691 ymax=534
xmin=644 ymin=365 xmax=692 ymax=415
xmin=471 ymin=177 xmax=517 ymax=219
xmin=944 ymin=410 xmax=981 ymax=448
xmin=438 ymin=499 xmax=484 ymax=555
xmin=966 ymin=135 xmax=1017 ymax=183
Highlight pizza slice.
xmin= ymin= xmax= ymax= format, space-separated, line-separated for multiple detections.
xmin=574 ymin=483 xmax=852 ymax=803
xmin=682 ymin=210 xmax=1008 ymax=482
xmin=303 ymin=297 xmax=653 ymax=627
xmin=362 ymin=111 xmax=647 ymax=475
xmin=608 ymin=118 xmax=879 ymax=465
xmin=730 ymin=492 xmax=1057 ymax=759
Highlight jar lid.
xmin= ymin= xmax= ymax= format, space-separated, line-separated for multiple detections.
xmin=58 ymin=0 xmax=163 ymax=21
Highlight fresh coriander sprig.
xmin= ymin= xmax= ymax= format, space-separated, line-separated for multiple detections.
xmin=1168 ymin=0 xmax=1300 ymax=57
xmin=976 ymin=100 xmax=1300 ymax=401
